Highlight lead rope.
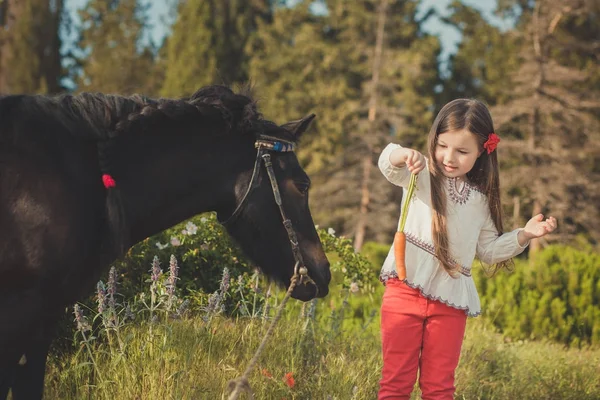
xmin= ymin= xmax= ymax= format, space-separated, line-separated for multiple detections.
xmin=225 ymin=152 xmax=317 ymax=400
xmin=226 ymin=263 xmax=311 ymax=400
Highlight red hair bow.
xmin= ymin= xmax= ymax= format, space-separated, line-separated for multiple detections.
xmin=483 ymin=133 xmax=500 ymax=154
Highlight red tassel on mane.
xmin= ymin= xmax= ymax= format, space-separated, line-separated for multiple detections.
xmin=102 ymin=174 xmax=116 ymax=189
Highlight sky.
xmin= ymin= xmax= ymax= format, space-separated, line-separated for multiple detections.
xmin=64 ymin=0 xmax=511 ymax=73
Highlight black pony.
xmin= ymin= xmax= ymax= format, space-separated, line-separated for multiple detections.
xmin=0 ymin=85 xmax=331 ymax=399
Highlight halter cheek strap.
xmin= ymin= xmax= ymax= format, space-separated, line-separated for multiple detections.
xmin=218 ymin=135 xmax=295 ymax=226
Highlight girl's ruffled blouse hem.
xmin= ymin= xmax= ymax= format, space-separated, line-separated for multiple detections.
xmin=380 ymin=272 xmax=482 ymax=317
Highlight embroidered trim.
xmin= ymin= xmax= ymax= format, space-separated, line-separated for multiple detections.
xmin=379 ymin=274 xmax=481 ymax=317
xmin=404 ymin=232 xmax=471 ymax=277
xmin=446 ymin=177 xmax=484 ymax=205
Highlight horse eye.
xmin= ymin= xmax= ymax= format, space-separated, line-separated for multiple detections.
xmin=295 ymin=182 xmax=310 ymax=194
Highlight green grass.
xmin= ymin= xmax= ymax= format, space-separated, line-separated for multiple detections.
xmin=42 ymin=304 xmax=600 ymax=400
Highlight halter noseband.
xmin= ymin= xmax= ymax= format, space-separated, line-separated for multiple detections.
xmin=218 ymin=135 xmax=316 ymax=296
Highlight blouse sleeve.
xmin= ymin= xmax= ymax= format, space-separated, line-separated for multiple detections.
xmin=476 ymin=211 xmax=529 ymax=265
xmin=378 ymin=143 xmax=429 ymax=190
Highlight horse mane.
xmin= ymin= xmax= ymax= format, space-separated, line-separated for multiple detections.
xmin=49 ymin=84 xmax=264 ymax=141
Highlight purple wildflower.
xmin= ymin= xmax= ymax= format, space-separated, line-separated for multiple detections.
xmin=96 ymin=281 xmax=107 ymax=314
xmin=108 ymin=267 xmax=118 ymax=309
xmin=73 ymin=304 xmax=91 ymax=333
xmin=220 ymin=267 xmax=230 ymax=294
xmin=167 ymin=255 xmax=179 ymax=296
xmin=151 ymin=256 xmax=162 ymax=282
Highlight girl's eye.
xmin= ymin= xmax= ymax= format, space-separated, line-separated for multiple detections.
xmin=459 ymin=151 xmax=468 ymax=154
xmin=438 ymin=144 xmax=447 ymax=148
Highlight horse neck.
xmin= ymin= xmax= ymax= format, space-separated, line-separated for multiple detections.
xmin=110 ymin=123 xmax=252 ymax=246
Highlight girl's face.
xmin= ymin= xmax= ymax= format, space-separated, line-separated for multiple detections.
xmin=434 ymin=129 xmax=482 ymax=180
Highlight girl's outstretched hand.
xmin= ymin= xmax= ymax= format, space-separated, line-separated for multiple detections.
xmin=523 ymin=214 xmax=558 ymax=239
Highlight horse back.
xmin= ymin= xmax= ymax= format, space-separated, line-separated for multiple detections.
xmin=0 ymin=94 xmax=110 ymax=303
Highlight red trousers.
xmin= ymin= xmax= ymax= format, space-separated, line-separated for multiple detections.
xmin=378 ymin=279 xmax=467 ymax=400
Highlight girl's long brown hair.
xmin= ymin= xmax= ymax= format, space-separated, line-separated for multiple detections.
xmin=427 ymin=99 xmax=513 ymax=276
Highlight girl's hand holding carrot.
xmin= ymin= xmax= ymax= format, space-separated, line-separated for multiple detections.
xmin=389 ymin=148 xmax=426 ymax=174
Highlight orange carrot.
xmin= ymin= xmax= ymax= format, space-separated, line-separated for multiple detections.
xmin=394 ymin=173 xmax=418 ymax=281
xmin=394 ymin=231 xmax=407 ymax=280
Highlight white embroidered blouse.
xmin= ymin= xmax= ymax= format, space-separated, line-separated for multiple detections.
xmin=378 ymin=143 xmax=528 ymax=317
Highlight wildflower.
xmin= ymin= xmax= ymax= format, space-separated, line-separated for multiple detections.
xmin=205 ymin=291 xmax=221 ymax=316
xmin=327 ymin=227 xmax=335 ymax=236
xmin=73 ymin=304 xmax=91 ymax=333
xmin=107 ymin=267 xmax=118 ymax=309
xmin=167 ymin=254 xmax=179 ymax=296
xmin=155 ymin=242 xmax=168 ymax=250
xmin=283 ymin=372 xmax=295 ymax=388
xmin=96 ymin=281 xmax=107 ymax=314
xmin=220 ymin=267 xmax=230 ymax=294
xmin=170 ymin=236 xmax=181 ymax=247
xmin=200 ymin=217 xmax=208 ymax=223
xmin=350 ymin=282 xmax=359 ymax=293
xmin=150 ymin=256 xmax=162 ymax=282
xmin=184 ymin=221 xmax=198 ymax=235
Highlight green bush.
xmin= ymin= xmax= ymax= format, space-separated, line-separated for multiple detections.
xmin=474 ymin=245 xmax=600 ymax=347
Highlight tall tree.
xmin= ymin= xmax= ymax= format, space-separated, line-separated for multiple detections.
xmin=490 ymin=0 xmax=600 ymax=251
xmin=442 ymin=0 xmax=599 ymax=251
xmin=0 ymin=0 xmax=65 ymax=94
xmin=75 ymin=0 xmax=158 ymax=95
xmin=322 ymin=0 xmax=440 ymax=247
xmin=161 ymin=0 xmax=273 ymax=97
xmin=440 ymin=1 xmax=521 ymax=106
xmin=248 ymin=0 xmax=441 ymax=246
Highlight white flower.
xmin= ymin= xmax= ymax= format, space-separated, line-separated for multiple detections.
xmin=170 ymin=237 xmax=181 ymax=247
xmin=327 ymin=227 xmax=336 ymax=236
xmin=350 ymin=282 xmax=359 ymax=293
xmin=185 ymin=221 xmax=198 ymax=235
xmin=155 ymin=242 xmax=168 ymax=250
xmin=200 ymin=217 xmax=208 ymax=223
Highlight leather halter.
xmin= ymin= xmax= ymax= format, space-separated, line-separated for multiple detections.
xmin=218 ymin=135 xmax=316 ymax=295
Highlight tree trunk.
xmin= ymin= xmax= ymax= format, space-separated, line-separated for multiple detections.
xmin=353 ymin=0 xmax=388 ymax=251
xmin=528 ymin=2 xmax=544 ymax=258
xmin=512 ymin=195 xmax=521 ymax=229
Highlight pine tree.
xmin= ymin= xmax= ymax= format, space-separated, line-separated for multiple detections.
xmin=443 ymin=0 xmax=600 ymax=249
xmin=161 ymin=0 xmax=272 ymax=97
xmin=75 ymin=0 xmax=157 ymax=95
xmin=248 ymin=0 xmax=441 ymax=246
xmin=489 ymin=0 xmax=600 ymax=250
xmin=0 ymin=0 xmax=64 ymax=94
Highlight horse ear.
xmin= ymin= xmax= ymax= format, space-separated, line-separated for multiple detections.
xmin=281 ymin=114 xmax=316 ymax=139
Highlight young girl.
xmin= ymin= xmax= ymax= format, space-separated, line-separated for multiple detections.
xmin=377 ymin=99 xmax=557 ymax=400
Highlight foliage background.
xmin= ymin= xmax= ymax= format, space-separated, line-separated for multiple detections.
xmin=1 ymin=0 xmax=599 ymax=398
